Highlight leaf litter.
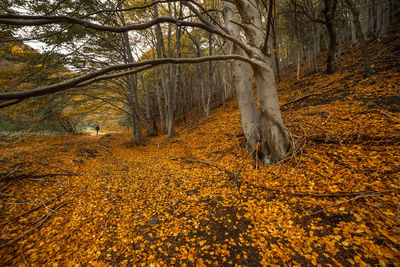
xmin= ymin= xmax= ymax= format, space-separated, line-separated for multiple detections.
xmin=0 ymin=37 xmax=400 ymax=266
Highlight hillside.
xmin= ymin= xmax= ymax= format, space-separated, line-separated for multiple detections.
xmin=0 ymin=34 xmax=399 ymax=265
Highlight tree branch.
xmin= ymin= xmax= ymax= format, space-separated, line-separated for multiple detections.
xmin=0 ymin=99 xmax=22 ymax=108
xmin=0 ymin=55 xmax=258 ymax=104
xmin=0 ymin=14 xmax=213 ymax=34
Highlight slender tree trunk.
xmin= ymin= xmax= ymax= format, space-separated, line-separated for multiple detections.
xmin=206 ymin=32 xmax=212 ymax=116
xmin=155 ymin=64 xmax=165 ymax=134
xmin=141 ymin=73 xmax=157 ymax=136
xmin=119 ymin=14 xmax=142 ymax=144
xmin=296 ymin=42 xmax=301 ymax=79
xmin=350 ymin=13 xmax=357 ymax=45
xmin=360 ymin=0 xmax=369 ymax=36
xmin=323 ymin=0 xmax=338 ymax=74
xmin=344 ymin=0 xmax=372 ymax=77
xmin=154 ymin=5 xmax=172 ymax=136
xmin=165 ymin=3 xmax=175 ymax=138
xmin=272 ymin=19 xmax=281 ymax=81
xmin=174 ymin=3 xmax=182 ymax=121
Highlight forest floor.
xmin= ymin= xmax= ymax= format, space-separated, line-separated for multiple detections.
xmin=1 ymin=33 xmax=400 ymax=266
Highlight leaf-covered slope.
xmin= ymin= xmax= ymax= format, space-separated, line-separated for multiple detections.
xmin=0 ymin=33 xmax=399 ymax=266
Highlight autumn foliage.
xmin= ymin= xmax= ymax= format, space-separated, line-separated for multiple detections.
xmin=0 ymin=31 xmax=399 ymax=266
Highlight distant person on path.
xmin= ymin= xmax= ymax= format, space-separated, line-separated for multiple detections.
xmin=95 ymin=124 xmax=100 ymax=135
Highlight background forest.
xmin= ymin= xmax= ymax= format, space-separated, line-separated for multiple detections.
xmin=0 ymin=0 xmax=399 ymax=265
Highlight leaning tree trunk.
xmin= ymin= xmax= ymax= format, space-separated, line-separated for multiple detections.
xmin=226 ymin=0 xmax=291 ymax=165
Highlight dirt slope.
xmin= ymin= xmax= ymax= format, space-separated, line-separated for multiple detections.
xmin=0 ymin=34 xmax=399 ymax=265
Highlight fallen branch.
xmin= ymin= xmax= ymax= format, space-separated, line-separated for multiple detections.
xmin=184 ymin=159 xmax=399 ymax=198
xmin=312 ymin=191 xmax=382 ymax=214
xmin=281 ymin=93 xmax=315 ymax=108
xmin=185 ymin=158 xmax=241 ymax=188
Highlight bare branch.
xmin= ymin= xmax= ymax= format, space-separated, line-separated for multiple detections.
xmin=0 ymin=55 xmax=258 ymax=104
xmin=0 ymin=14 xmax=213 ymax=34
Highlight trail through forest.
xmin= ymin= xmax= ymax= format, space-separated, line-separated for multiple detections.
xmin=1 ymin=35 xmax=400 ymax=266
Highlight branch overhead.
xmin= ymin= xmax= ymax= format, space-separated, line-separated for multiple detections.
xmin=0 ymin=55 xmax=258 ymax=106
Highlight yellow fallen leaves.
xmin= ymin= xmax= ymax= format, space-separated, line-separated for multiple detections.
xmin=1 ymin=37 xmax=400 ymax=267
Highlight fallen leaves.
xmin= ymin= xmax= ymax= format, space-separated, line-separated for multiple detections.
xmin=1 ymin=37 xmax=400 ymax=266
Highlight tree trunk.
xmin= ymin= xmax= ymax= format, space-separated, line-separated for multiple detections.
xmin=154 ymin=5 xmax=173 ymax=137
xmin=350 ymin=13 xmax=357 ymax=45
xmin=155 ymin=64 xmax=165 ymax=134
xmin=222 ymin=1 xmax=261 ymax=154
xmin=206 ymin=32 xmax=212 ymax=117
xmin=227 ymin=0 xmax=291 ymax=165
xmin=141 ymin=73 xmax=157 ymax=136
xmin=344 ymin=0 xmax=372 ymax=77
xmin=360 ymin=0 xmax=369 ymax=36
xmin=271 ymin=19 xmax=281 ymax=81
xmin=323 ymin=0 xmax=338 ymax=74
xmin=120 ymin=14 xmax=142 ymax=144
xmin=174 ymin=3 xmax=182 ymax=120
xmin=166 ymin=3 xmax=175 ymax=138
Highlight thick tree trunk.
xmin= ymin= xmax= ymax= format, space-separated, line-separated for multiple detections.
xmin=225 ymin=0 xmax=291 ymax=165
xmin=253 ymin=64 xmax=291 ymax=165
xmin=222 ymin=1 xmax=261 ymax=153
